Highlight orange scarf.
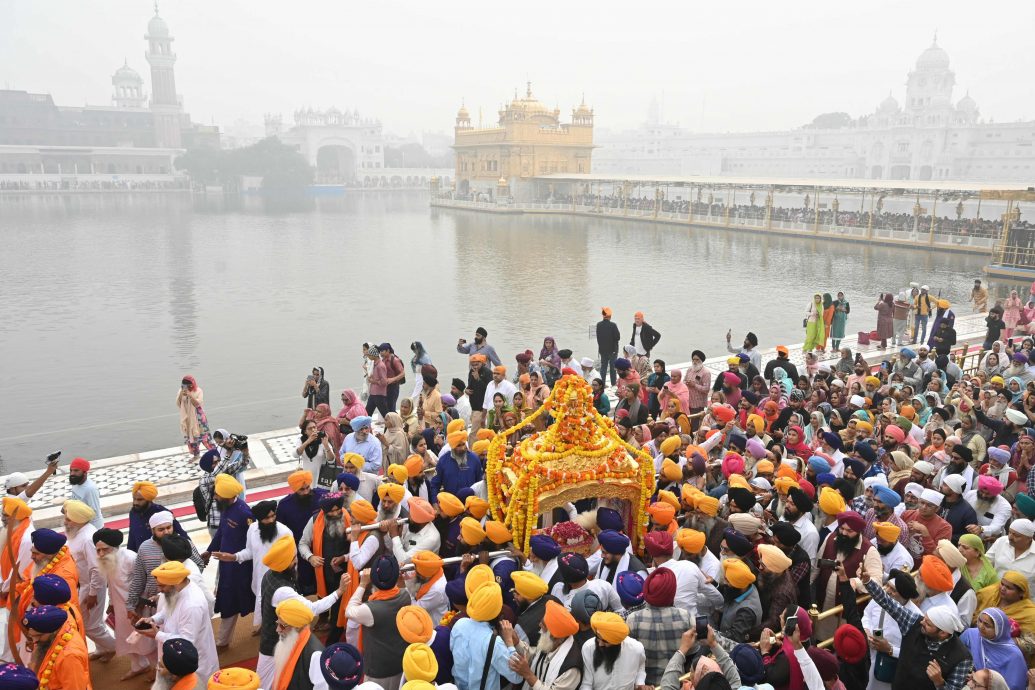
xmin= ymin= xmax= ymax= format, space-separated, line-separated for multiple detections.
xmin=312 ymin=510 xmax=352 ymax=597
xmin=0 ymin=520 xmax=28 ymax=589
xmin=171 ymin=674 xmax=198 ymax=690
xmin=13 ymin=547 xmax=75 ymax=644
xmin=357 ymin=586 xmax=402 ymax=654
xmin=335 ymin=530 xmax=368 ymax=628
xmin=416 ymin=571 xmax=444 ymax=601
xmin=274 ymin=627 xmax=312 ymax=690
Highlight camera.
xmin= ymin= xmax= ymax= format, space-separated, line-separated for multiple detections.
xmin=45 ymin=451 xmax=61 ymax=465
xmin=316 ymin=431 xmax=326 ymax=440
xmin=818 ymin=558 xmax=839 ymax=568
xmin=307 ymin=374 xmax=315 ymax=382
xmin=228 ymin=433 xmax=249 ymax=451
xmin=134 ymin=620 xmax=154 ymax=631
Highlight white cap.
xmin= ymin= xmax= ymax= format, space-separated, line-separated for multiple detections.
xmin=926 ymin=605 xmax=964 ymax=634
xmin=904 ymin=482 xmax=925 ymax=498
xmin=750 ymin=477 xmax=772 ymax=491
xmin=1010 ymin=518 xmax=1035 ymax=538
xmin=913 ymin=460 xmax=935 ymax=476
xmin=817 ymin=363 xmax=831 ymax=373
xmin=4 ymin=472 xmax=28 ymax=490
xmin=909 ymin=282 xmax=920 ymax=288
xmin=148 ymin=511 xmax=174 ymax=529
xmin=919 ymin=488 xmax=944 ymax=507
xmin=941 ymin=474 xmax=967 ymax=495
xmin=921 ymin=285 xmax=929 ymax=290
xmin=580 ymin=357 xmax=595 ymax=369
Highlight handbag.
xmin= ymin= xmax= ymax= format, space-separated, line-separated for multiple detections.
xmin=192 ymin=485 xmax=209 ymax=522
xmin=872 ymin=609 xmax=898 ymax=682
xmin=316 ymin=459 xmax=340 ymax=488
xmin=802 ymin=318 xmax=808 ymax=328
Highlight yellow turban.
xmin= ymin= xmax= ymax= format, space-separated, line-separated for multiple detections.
xmin=446 ymin=419 xmax=466 ymax=435
xmin=485 ymin=520 xmax=512 ymax=545
xmin=657 ymin=490 xmax=680 ymax=512
xmin=287 ymin=470 xmax=312 ymax=492
xmin=465 ymin=564 xmax=495 ymax=597
xmin=589 ymin=611 xmax=629 ymax=644
xmin=661 ymin=458 xmax=682 ymax=482
xmin=755 ymin=460 xmax=774 ymax=474
xmin=207 ymin=668 xmax=261 ymax=690
xmin=2 ymin=497 xmax=30 ymax=521
xmin=402 ymin=642 xmax=438 ymax=682
xmin=460 ymin=517 xmax=486 ymax=546
xmin=680 ymin=484 xmax=697 ymax=508
xmin=727 ymin=356 xmax=740 ymax=366
xmin=774 ymin=476 xmax=799 ymax=494
xmin=476 ymin=429 xmax=496 ymax=441
xmin=467 ymin=582 xmax=503 ymax=622
xmin=411 ymin=551 xmax=444 ymax=579
xmin=757 ymin=544 xmax=792 ymax=575
xmin=133 ymin=481 xmax=159 ymax=501
xmin=471 ymin=440 xmax=490 ymax=455
xmin=214 ymin=474 xmax=243 ymax=499
xmin=396 ymin=605 xmax=434 ymax=643
xmin=873 ymin=521 xmax=901 ymax=543
xmin=387 ymin=464 xmax=408 ymax=484
xmin=465 ymin=496 xmax=489 ymax=520
xmin=818 ymin=487 xmax=846 ymax=515
xmin=746 ymin=414 xmax=764 ymax=434
xmin=659 ymin=436 xmax=681 ymax=458
xmin=378 ymin=482 xmax=405 ymax=504
xmin=447 ymin=430 xmax=469 ymax=449
xmin=62 ymin=499 xmax=95 ymax=525
xmin=721 ymin=558 xmax=756 ymax=589
xmin=676 ymin=528 xmax=706 ymax=555
xmin=350 ymin=499 xmax=376 ymax=524
xmin=151 ymin=561 xmax=190 ymax=585
xmin=695 ymin=496 xmax=720 ymax=517
xmin=405 ymin=455 xmax=424 ymax=478
xmin=511 ymin=571 xmax=548 ymax=600
xmin=728 ymin=473 xmax=750 ymax=490
xmin=864 ymin=376 xmax=880 ymax=388
xmin=275 ymin=598 xmax=314 ymax=628
xmin=401 ymin=682 xmax=435 ymax=690
xmin=437 ymin=492 xmax=465 ymax=518
xmin=855 ymin=421 xmax=874 ymax=434
xmin=262 ymin=535 xmax=296 ymax=572
xmin=341 ymin=452 xmax=365 ymax=469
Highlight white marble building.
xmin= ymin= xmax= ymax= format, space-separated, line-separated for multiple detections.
xmin=266 ymin=108 xmax=386 ymax=183
xmin=595 ymin=40 xmax=1035 ymax=183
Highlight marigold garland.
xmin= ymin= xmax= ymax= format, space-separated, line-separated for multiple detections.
xmin=487 ymin=374 xmax=655 ymax=554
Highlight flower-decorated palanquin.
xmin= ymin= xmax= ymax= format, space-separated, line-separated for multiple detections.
xmin=486 ymin=373 xmax=656 ymax=554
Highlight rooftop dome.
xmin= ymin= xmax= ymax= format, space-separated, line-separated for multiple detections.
xmin=457 ymin=102 xmax=469 ymax=119
xmin=509 ymin=82 xmax=549 ymax=114
xmin=113 ymin=61 xmax=142 ymax=84
xmin=957 ymin=92 xmax=978 ymax=112
xmin=878 ymin=92 xmax=900 ymax=114
xmin=916 ymin=39 xmax=949 ymax=69
xmin=147 ymin=11 xmax=170 ymax=38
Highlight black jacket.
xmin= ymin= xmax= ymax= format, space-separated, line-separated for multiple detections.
xmin=630 ymin=321 xmax=661 ymax=356
xmin=596 ymin=319 xmax=621 ymax=355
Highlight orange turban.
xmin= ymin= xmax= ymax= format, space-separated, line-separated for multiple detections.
xmin=460 ymin=517 xmax=486 ymax=546
xmin=676 ymin=528 xmax=706 ymax=555
xmin=465 ymin=564 xmax=495 ymax=597
xmin=465 ymin=496 xmax=489 ymax=519
xmin=446 ymin=419 xmax=466 ymax=435
xmin=208 ymin=668 xmax=261 ymax=690
xmin=471 ymin=440 xmax=490 ymax=455
xmin=476 ymin=429 xmax=496 ymax=441
xmin=387 ymin=464 xmax=408 ymax=484
xmin=873 ymin=521 xmax=901 ymax=543
xmin=755 ymin=460 xmax=774 ymax=474
xmin=447 ymin=430 xmax=469 ymax=448
xmin=657 ymin=490 xmax=680 ymax=511
xmin=404 ymin=455 xmax=424 ymax=478
xmin=350 ymin=499 xmax=376 ymax=524
xmin=728 ymin=474 xmax=750 ymax=490
xmin=378 ymin=482 xmax=405 ymax=504
xmin=411 ymin=550 xmax=444 ymax=579
xmin=408 ymin=497 xmax=435 ymax=524
xmin=919 ymin=554 xmax=954 ymax=593
xmin=589 ymin=611 xmax=629 ymax=644
xmin=680 ymin=484 xmax=697 ymax=508
xmin=774 ymin=476 xmax=799 ymax=494
xmin=695 ymin=496 xmax=720 ymax=517
xmin=2 ymin=497 xmax=30 ymax=521
xmin=661 ymin=458 xmax=682 ymax=482
xmin=776 ymin=465 xmax=798 ymax=481
xmin=396 ymin=605 xmax=434 ymax=643
xmin=437 ymin=492 xmax=465 ymax=518
xmin=151 ymin=561 xmax=190 ymax=585
xmin=287 ymin=470 xmax=312 ymax=492
xmin=485 ymin=520 xmax=512 ymax=544
xmin=543 ymin=599 xmax=579 ymax=638
xmin=492 ymin=365 xmax=507 ymax=375
xmin=648 ymin=502 xmax=676 ymax=526
xmin=660 ymin=436 xmax=682 ymax=458
xmin=132 ymin=481 xmax=159 ymax=501
xmin=721 ymin=558 xmax=756 ymax=589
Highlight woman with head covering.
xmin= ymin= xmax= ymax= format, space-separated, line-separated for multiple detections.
xmin=835 ymin=347 xmax=854 ymax=376
xmin=804 ymin=410 xmax=827 ymax=448
xmin=831 ymin=292 xmax=851 ymax=351
xmin=659 ymin=369 xmax=691 ymax=418
xmin=301 ymin=402 xmax=344 ymax=455
xmin=337 ymin=389 xmax=368 ymax=424
xmin=976 ymin=571 xmax=1035 ymax=633
xmin=659 ymin=396 xmax=692 ymax=435
xmin=398 ymin=397 xmax=419 ymax=437
xmin=538 ymin=337 xmax=562 ymax=387
xmin=177 ymin=375 xmax=214 ymax=459
xmin=820 ymin=293 xmax=835 ymax=352
xmin=485 ymin=392 xmax=514 ymax=433
xmin=376 ymin=412 xmax=409 ymax=471
xmin=803 ymin=293 xmax=826 ymax=353
xmin=1003 ymin=290 xmax=1023 ymax=340
xmin=874 ymin=293 xmax=895 ymax=350
xmin=783 ymin=426 xmax=811 ymax=460
xmin=960 ymin=608 xmax=1028 ymax=689
xmin=420 ymin=427 xmax=442 ymax=457
xmin=957 ymin=534 xmax=1000 ymax=592
xmin=295 ymin=416 xmax=337 ymax=481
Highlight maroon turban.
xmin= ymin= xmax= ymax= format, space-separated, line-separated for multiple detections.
xmin=643 ymin=530 xmax=674 ymax=558
xmin=835 ymin=510 xmax=866 ymax=533
xmin=642 ymin=567 xmax=677 ymax=607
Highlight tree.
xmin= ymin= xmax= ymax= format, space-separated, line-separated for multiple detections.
xmin=804 ymin=112 xmax=853 ymax=130
xmin=175 ymin=137 xmax=313 ymax=195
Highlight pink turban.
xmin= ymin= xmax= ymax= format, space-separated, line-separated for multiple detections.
xmin=883 ymin=424 xmax=905 ymax=443
xmin=721 ymin=453 xmax=745 ymax=479
xmin=977 ymin=474 xmax=1004 ymax=496
xmin=745 ymin=437 xmax=767 ymax=460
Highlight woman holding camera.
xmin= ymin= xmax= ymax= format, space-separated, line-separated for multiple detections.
xmin=178 ymin=375 xmax=214 ymax=459
xmin=295 ymin=418 xmax=336 ymax=481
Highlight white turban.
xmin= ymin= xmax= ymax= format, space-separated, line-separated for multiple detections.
xmin=750 ymin=478 xmax=772 ymax=491
xmin=728 ymin=513 xmax=762 ymax=537
xmin=1010 ymin=518 xmax=1035 ymax=538
xmin=272 ymin=586 xmax=310 ymax=608
xmin=4 ymin=473 xmax=27 ymax=490
xmin=1005 ymin=409 xmax=1028 ymax=426
xmin=904 ymin=482 xmax=925 ymax=498
xmin=863 ymin=474 xmax=888 ymax=489
xmin=850 ymin=395 xmax=866 ymax=407
xmin=148 ymin=511 xmax=174 ymax=529
xmin=913 ymin=461 xmax=935 ymax=476
xmin=920 ymin=489 xmax=944 ymax=507
xmin=941 ymin=474 xmax=967 ymax=495
xmin=926 ymin=605 xmax=964 ymax=634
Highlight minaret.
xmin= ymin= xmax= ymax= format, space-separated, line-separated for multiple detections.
xmin=145 ymin=2 xmax=182 ymax=148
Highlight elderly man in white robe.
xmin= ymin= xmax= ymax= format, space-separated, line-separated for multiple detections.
xmin=137 ymin=560 xmax=220 ymax=687
xmin=62 ymin=499 xmax=117 ymax=660
xmin=93 ymin=527 xmax=154 ymax=680
xmin=510 ymin=600 xmax=584 ymax=690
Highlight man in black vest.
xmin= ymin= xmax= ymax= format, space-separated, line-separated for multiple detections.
xmin=860 ymin=564 xmax=974 ymax=690
xmin=512 ymin=570 xmax=559 ymax=647
xmin=344 ymin=554 xmax=412 ymax=689
xmin=509 ymin=599 xmax=584 ymax=690
xmin=630 ymin=311 xmax=661 ymax=357
xmin=271 ymin=598 xmax=325 ymax=690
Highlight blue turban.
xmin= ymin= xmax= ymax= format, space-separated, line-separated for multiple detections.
xmin=987 ymin=446 xmax=1011 ymax=464
xmin=597 ymin=529 xmax=630 ymax=555
xmin=900 ymin=347 xmax=916 ymax=359
xmin=852 ymin=442 xmax=876 ymax=464
xmin=730 ymin=643 xmax=765 ymax=685
xmin=616 ymin=571 xmax=644 ymax=608
xmin=31 ymin=575 xmax=70 ymax=606
xmin=596 ymin=507 xmax=623 ymax=532
xmin=727 ymin=433 xmax=747 ymax=451
xmin=336 ymin=473 xmax=360 ymax=492
xmin=722 ymin=528 xmax=753 ymax=557
xmin=455 ymin=487 xmax=475 ymax=502
xmin=737 ymin=353 xmax=750 ymax=363
xmin=821 ymin=431 xmax=844 ymax=451
xmin=445 ymin=578 xmax=468 ymax=606
xmin=614 ymin=358 xmax=632 ymax=370
xmin=162 ymin=638 xmax=199 ymax=677
xmin=0 ymin=664 xmax=38 ymax=690
xmin=557 ymin=553 xmax=589 ymax=583
xmin=371 ymin=555 xmax=399 ymax=590
xmin=22 ymin=605 xmax=67 ymax=633
xmin=530 ymin=535 xmax=560 ymax=561
xmin=320 ymin=643 xmax=364 ymax=690
xmin=816 ymin=472 xmax=835 ymax=487
xmin=199 ymin=448 xmax=220 ymax=473
xmin=30 ymin=529 xmax=66 ymax=555
xmin=319 ymin=492 xmax=345 ymax=512
xmin=349 ymin=416 xmax=373 ymax=432
xmin=808 ymin=456 xmax=831 ymax=474
xmin=570 ymin=588 xmax=603 ymax=624
xmin=872 ymin=484 xmax=901 ymax=509
xmin=844 ymin=458 xmax=867 ymax=479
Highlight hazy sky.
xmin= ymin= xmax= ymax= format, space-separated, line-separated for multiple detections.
xmin=3 ymin=0 xmax=1034 ymax=137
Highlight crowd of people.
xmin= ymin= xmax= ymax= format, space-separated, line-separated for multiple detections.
xmin=0 ymin=179 xmax=189 ymax=192
xmin=7 ymin=305 xmax=1035 ymax=690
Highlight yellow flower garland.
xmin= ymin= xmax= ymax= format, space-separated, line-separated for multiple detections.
xmin=36 ymin=626 xmax=73 ymax=690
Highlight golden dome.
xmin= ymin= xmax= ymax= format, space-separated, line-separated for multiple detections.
xmin=456 ymin=102 xmax=469 ymax=119
xmin=509 ymin=82 xmax=548 ymax=114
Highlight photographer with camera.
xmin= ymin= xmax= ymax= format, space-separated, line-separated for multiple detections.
xmin=198 ymin=431 xmax=250 ymax=535
xmin=295 ymin=418 xmax=336 ymax=483
xmin=302 ymin=366 xmax=330 ymax=410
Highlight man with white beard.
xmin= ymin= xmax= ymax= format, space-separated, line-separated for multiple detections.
xmin=93 ymin=527 xmax=154 ymax=680
xmin=963 ymin=475 xmax=1013 ymax=540
xmin=137 ymin=561 xmax=219 ymax=687
xmin=210 ymin=499 xmax=291 ymax=629
xmin=271 ymin=598 xmax=325 ymax=690
xmin=62 ymin=499 xmax=116 ymax=661
xmin=509 ymin=599 xmax=584 ymax=690
xmin=151 ymin=638 xmax=199 ymax=690
xmin=0 ymin=496 xmax=34 ymax=662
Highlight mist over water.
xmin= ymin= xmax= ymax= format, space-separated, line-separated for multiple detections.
xmin=0 ymin=193 xmax=1003 ymax=470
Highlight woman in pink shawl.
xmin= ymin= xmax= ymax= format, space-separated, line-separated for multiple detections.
xmin=308 ymin=403 xmax=343 ymax=454
xmin=177 ymin=374 xmax=214 ymax=458
xmin=337 ymin=389 xmax=367 ymax=423
xmin=783 ymin=425 xmax=812 ymax=459
xmin=760 ymin=605 xmax=813 ymax=690
xmin=659 ymin=369 xmax=690 ymax=414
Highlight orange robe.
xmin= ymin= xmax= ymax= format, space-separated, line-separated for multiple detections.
xmin=33 ymin=619 xmax=91 ymax=690
xmin=171 ymin=674 xmax=198 ymax=690
xmin=13 ymin=549 xmax=79 ymax=644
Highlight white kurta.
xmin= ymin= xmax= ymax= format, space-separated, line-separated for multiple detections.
xmin=105 ymin=549 xmax=155 ymax=663
xmin=234 ymin=521 xmax=294 ymax=623
xmin=184 ymin=558 xmax=216 ymax=616
xmin=874 ymin=538 xmax=914 ymax=575
xmin=658 ymin=559 xmax=714 ymax=616
xmin=862 ymin=597 xmax=922 ymax=690
xmin=66 ymin=523 xmax=115 ymax=652
xmin=153 ymin=581 xmax=220 ymax=685
xmin=412 ymin=575 xmax=448 ymax=624
xmin=391 ymin=524 xmax=441 ymax=565
xmin=579 ymin=636 xmax=645 ymax=690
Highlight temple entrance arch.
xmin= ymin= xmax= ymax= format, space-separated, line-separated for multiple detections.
xmin=315 ymin=144 xmax=356 ymax=183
